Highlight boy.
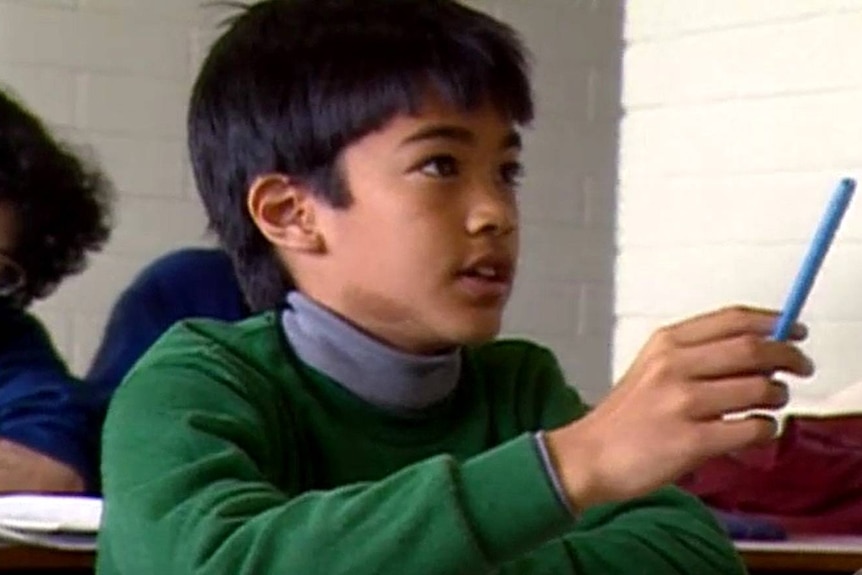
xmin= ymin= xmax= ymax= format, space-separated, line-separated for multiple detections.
xmin=0 ymin=87 xmax=112 ymax=492
xmin=98 ymin=1 xmax=812 ymax=573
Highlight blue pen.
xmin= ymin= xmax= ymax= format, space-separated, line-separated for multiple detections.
xmin=771 ymin=177 xmax=856 ymax=341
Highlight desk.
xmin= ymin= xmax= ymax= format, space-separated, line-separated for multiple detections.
xmin=0 ymin=545 xmax=93 ymax=572
xmin=737 ymin=537 xmax=862 ymax=574
xmin=2 ymin=541 xmax=861 ymax=574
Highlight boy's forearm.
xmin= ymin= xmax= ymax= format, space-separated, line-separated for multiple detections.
xmin=102 ymin=435 xmax=574 ymax=575
xmin=502 ymin=486 xmax=745 ymax=575
xmin=571 ymin=486 xmax=746 ymax=574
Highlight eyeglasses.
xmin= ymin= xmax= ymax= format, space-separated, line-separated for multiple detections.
xmin=0 ymin=251 xmax=24 ymax=298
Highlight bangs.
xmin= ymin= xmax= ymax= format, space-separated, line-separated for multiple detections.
xmin=291 ymin=43 xmax=533 ymax=172
xmin=225 ymin=0 xmax=534 ymax=176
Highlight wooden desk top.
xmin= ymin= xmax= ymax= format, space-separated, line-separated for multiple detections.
xmin=1 ymin=541 xmax=860 ymax=574
xmin=0 ymin=545 xmax=94 ymax=571
xmin=737 ymin=538 xmax=862 ymax=574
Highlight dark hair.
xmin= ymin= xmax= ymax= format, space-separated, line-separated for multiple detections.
xmin=189 ymin=0 xmax=534 ymax=312
xmin=0 ymin=88 xmax=113 ymax=307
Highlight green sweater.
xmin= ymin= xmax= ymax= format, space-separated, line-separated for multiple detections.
xmin=97 ymin=313 xmax=745 ymax=574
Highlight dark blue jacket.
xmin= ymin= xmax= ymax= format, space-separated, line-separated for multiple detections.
xmin=87 ymin=248 xmax=249 ymax=414
xmin=0 ymin=302 xmax=93 ymax=487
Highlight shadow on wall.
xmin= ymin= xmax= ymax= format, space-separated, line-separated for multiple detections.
xmin=494 ymin=0 xmax=624 ymax=404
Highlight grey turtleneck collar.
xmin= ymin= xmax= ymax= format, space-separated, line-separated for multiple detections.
xmin=280 ymin=291 xmax=462 ymax=414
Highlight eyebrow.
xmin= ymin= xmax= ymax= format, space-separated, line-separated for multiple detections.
xmin=399 ymin=125 xmax=522 ymax=151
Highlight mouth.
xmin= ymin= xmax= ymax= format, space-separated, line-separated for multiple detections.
xmin=458 ymin=264 xmax=512 ymax=283
xmin=455 ymin=255 xmax=514 ymax=301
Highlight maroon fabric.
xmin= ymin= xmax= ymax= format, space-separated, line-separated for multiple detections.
xmin=678 ymin=416 xmax=862 ymax=535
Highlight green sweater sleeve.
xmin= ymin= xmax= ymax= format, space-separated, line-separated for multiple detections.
xmin=97 ymin=329 xmax=576 ymax=575
xmin=499 ymin=345 xmax=747 ymax=575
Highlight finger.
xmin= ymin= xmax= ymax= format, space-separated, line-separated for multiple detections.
xmin=660 ymin=306 xmax=807 ymax=347
xmin=697 ymin=415 xmax=780 ymax=458
xmin=686 ymin=377 xmax=789 ymax=419
xmin=678 ymin=336 xmax=814 ymax=379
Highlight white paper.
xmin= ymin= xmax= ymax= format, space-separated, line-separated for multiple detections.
xmin=0 ymin=495 xmax=101 ymax=533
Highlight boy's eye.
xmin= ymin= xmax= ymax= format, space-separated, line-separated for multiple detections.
xmin=500 ymin=161 xmax=525 ymax=188
xmin=418 ymin=155 xmax=459 ymax=178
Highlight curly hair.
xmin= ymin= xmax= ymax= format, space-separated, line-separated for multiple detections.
xmin=0 ymin=87 xmax=113 ymax=307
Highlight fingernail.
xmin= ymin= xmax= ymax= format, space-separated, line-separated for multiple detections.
xmin=793 ymin=323 xmax=808 ymax=338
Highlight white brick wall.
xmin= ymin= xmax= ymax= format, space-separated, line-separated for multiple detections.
xmin=1 ymin=0 xmax=622 ymax=403
xmin=472 ymin=0 xmax=622 ymax=403
xmin=0 ymin=0 xmax=215 ymax=373
xmin=618 ymin=1 xmax=862 ymax=407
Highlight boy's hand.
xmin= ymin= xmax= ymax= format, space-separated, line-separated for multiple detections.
xmin=545 ymin=306 xmax=813 ymax=511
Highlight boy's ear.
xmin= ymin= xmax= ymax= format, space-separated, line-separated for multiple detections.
xmin=247 ymin=174 xmax=325 ymax=254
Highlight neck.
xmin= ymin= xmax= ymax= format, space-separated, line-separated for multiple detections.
xmin=280 ymin=291 xmax=462 ymax=414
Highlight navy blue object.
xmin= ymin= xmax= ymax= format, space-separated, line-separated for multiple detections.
xmin=710 ymin=508 xmax=787 ymax=541
xmin=0 ymin=302 xmax=93 ymax=488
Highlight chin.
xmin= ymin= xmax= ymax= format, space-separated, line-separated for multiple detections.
xmin=448 ymin=317 xmax=503 ymax=346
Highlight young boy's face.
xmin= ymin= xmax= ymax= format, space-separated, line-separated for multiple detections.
xmin=311 ymin=92 xmax=522 ymax=354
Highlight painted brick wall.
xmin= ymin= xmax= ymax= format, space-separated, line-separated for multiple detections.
xmin=1 ymin=0 xmax=214 ymax=374
xmin=473 ymin=0 xmax=622 ymax=402
xmin=618 ymin=1 xmax=862 ymax=407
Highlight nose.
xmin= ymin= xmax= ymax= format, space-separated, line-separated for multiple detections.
xmin=464 ymin=181 xmax=517 ymax=237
